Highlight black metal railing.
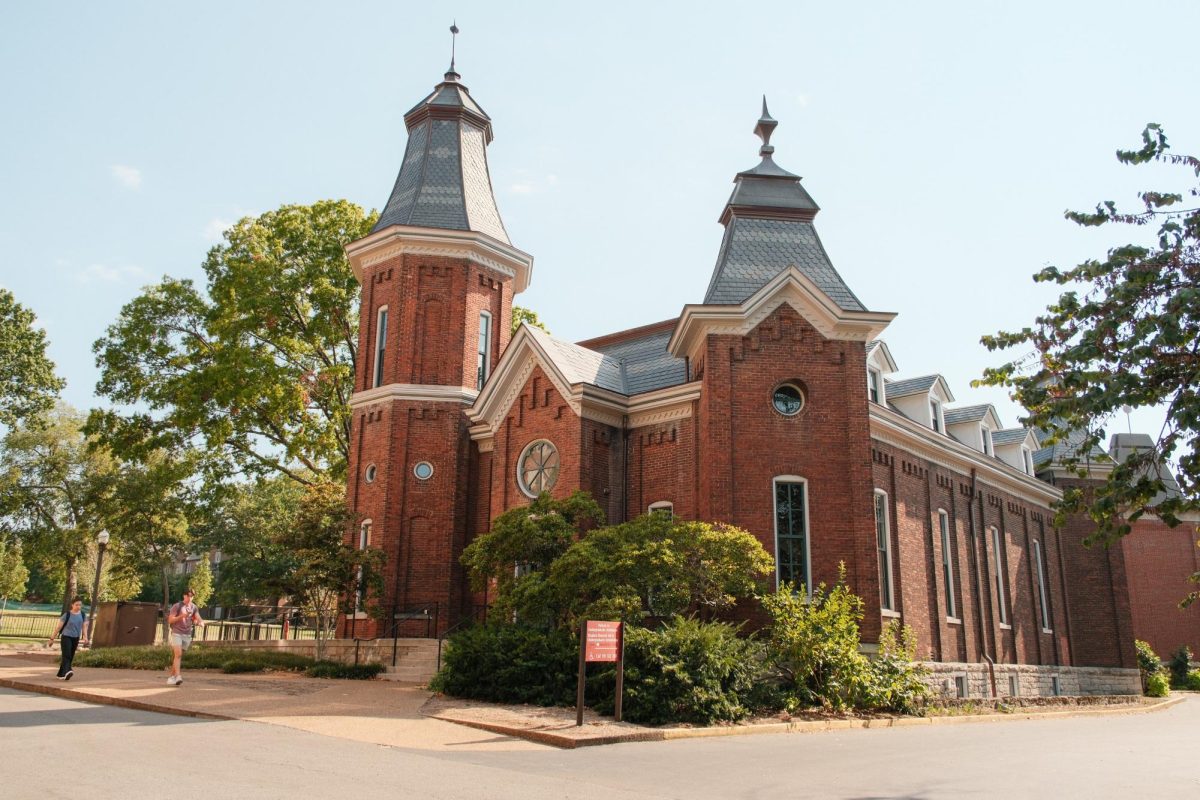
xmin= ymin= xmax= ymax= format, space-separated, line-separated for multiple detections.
xmin=347 ymin=602 xmax=440 ymax=666
xmin=0 ymin=612 xmax=64 ymax=640
xmin=436 ymin=604 xmax=489 ymax=671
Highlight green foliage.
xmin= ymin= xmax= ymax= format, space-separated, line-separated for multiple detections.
xmin=511 ymin=306 xmax=549 ymax=336
xmin=188 ymin=558 xmax=214 ymax=608
xmin=978 ymin=125 xmax=1200 ymax=557
xmin=863 ymin=621 xmax=931 ymax=715
xmin=1135 ymin=639 xmax=1162 ymax=678
xmin=91 ymin=200 xmax=376 ymax=485
xmin=589 ymin=617 xmax=768 ymax=726
xmin=1168 ymin=644 xmax=1193 ymax=688
xmin=430 ymin=624 xmax=577 ymax=706
xmin=305 ymin=661 xmax=385 ymax=680
xmin=547 ymin=513 xmax=774 ymax=627
xmin=0 ymin=288 xmax=63 ymax=428
xmin=1186 ymin=670 xmax=1200 ymax=691
xmin=1146 ymin=671 xmax=1171 ymax=698
xmin=460 ymin=491 xmax=605 ymax=626
xmin=0 ymin=538 xmax=29 ymax=602
xmin=760 ymin=566 xmax=871 ymax=711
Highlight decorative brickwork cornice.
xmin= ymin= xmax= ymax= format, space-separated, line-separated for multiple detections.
xmin=349 ymin=383 xmax=479 ymax=409
xmin=345 ymin=225 xmax=534 ymax=294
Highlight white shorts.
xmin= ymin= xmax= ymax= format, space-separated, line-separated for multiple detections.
xmin=170 ymin=633 xmax=193 ymax=650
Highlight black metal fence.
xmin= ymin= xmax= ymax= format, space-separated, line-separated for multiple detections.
xmin=0 ymin=612 xmax=63 ymax=640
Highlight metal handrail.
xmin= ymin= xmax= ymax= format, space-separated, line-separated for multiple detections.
xmin=436 ymin=605 xmax=489 ymax=671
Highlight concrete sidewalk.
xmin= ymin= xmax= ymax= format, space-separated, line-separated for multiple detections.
xmin=0 ymin=653 xmax=546 ymax=752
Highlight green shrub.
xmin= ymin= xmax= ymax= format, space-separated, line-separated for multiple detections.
xmin=429 ymin=624 xmax=577 ymax=706
xmin=76 ymin=645 xmax=316 ymax=674
xmin=863 ymin=621 xmax=930 ymax=715
xmin=588 ymin=617 xmax=768 ymax=726
xmin=1168 ymin=645 xmax=1192 ymax=688
xmin=1146 ymin=672 xmax=1170 ymax=698
xmin=75 ymin=645 xmax=170 ymax=671
xmin=305 ymin=661 xmax=385 ymax=680
xmin=760 ymin=566 xmax=872 ymax=711
xmin=1186 ymin=670 xmax=1200 ymax=691
xmin=220 ymin=659 xmax=266 ymax=674
xmin=1134 ymin=640 xmax=1161 ymax=679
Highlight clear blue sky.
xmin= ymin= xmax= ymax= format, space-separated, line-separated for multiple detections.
xmin=2 ymin=1 xmax=1197 ymax=439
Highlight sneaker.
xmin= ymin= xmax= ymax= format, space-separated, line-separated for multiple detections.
xmin=176 ymin=676 xmax=183 ymax=686
xmin=167 ymin=675 xmax=178 ymax=686
xmin=64 ymin=670 xmax=73 ymax=681
xmin=57 ymin=675 xmax=66 ymax=680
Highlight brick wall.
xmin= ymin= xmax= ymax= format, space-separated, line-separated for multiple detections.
xmin=1120 ymin=515 xmax=1200 ymax=658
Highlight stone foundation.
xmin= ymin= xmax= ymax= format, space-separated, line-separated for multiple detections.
xmin=197 ymin=637 xmax=437 ymax=666
xmin=923 ymin=662 xmax=1140 ymax=698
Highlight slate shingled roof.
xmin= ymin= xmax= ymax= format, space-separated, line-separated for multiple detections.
xmin=884 ymin=375 xmax=941 ymax=399
xmin=943 ymin=405 xmax=995 ymax=426
xmin=523 ymin=325 xmax=688 ymax=397
xmin=1033 ymin=427 xmax=1108 ymax=467
xmin=991 ymin=428 xmax=1033 ymax=447
xmin=1109 ymin=433 xmax=1185 ymax=504
xmin=372 ymin=72 xmax=510 ymax=243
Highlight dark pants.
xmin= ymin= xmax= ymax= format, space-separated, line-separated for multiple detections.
xmin=57 ymin=636 xmax=79 ymax=677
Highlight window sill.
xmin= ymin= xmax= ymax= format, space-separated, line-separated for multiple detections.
xmin=348 ymin=612 xmax=369 ymax=620
xmin=1041 ymin=628 xmax=1053 ymax=635
xmin=999 ymin=622 xmax=1012 ymax=630
xmin=881 ymin=609 xmax=901 ymax=618
xmin=946 ymin=617 xmax=962 ymax=625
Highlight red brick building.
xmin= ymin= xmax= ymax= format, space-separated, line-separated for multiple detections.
xmin=341 ymin=62 xmax=1195 ymax=696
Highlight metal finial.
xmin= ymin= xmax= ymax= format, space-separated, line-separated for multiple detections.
xmin=450 ymin=21 xmax=459 ymax=71
xmin=753 ymin=95 xmax=779 ymax=158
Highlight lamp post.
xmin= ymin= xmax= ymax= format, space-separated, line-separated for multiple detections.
xmin=86 ymin=530 xmax=109 ymax=646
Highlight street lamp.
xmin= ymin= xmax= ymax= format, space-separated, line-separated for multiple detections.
xmin=86 ymin=530 xmax=109 ymax=646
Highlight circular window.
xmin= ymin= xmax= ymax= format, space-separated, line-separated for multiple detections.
xmin=413 ymin=461 xmax=434 ymax=481
xmin=517 ymin=439 xmax=560 ymax=498
xmin=772 ymin=384 xmax=805 ymax=416
xmin=364 ymin=464 xmax=377 ymax=483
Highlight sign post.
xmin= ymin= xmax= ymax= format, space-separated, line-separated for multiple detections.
xmin=576 ymin=620 xmax=624 ymax=726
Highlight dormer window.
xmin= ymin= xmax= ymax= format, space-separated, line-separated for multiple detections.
xmin=930 ymin=399 xmax=942 ymax=433
xmin=1023 ymin=447 xmax=1034 ymax=475
xmin=867 ymin=368 xmax=882 ymax=404
xmin=981 ymin=427 xmax=993 ymax=456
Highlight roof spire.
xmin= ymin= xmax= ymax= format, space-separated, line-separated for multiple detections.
xmin=754 ymin=96 xmax=778 ymax=156
xmin=446 ymin=21 xmax=461 ymax=82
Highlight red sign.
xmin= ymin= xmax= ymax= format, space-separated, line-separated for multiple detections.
xmin=584 ymin=620 xmax=622 ymax=663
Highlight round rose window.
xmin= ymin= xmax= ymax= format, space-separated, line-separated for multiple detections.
xmin=772 ymin=384 xmax=805 ymax=416
xmin=517 ymin=439 xmax=560 ymax=498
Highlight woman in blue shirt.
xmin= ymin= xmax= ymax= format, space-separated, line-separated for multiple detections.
xmin=48 ymin=598 xmax=88 ymax=680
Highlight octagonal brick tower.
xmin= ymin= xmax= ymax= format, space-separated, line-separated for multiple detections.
xmin=341 ymin=62 xmax=533 ymax=637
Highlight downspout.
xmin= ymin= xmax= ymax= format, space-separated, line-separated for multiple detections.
xmin=967 ymin=468 xmax=995 ymax=697
xmin=622 ymin=415 xmax=630 ymax=524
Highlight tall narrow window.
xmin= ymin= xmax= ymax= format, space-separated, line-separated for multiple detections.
xmin=939 ymin=509 xmax=957 ymax=619
xmin=930 ymin=399 xmax=942 ymax=432
xmin=356 ymin=521 xmax=371 ymax=611
xmin=1023 ymin=448 xmax=1035 ymax=475
xmin=874 ymin=490 xmax=894 ymax=610
xmin=476 ymin=311 xmax=492 ymax=390
xmin=990 ymin=526 xmax=1009 ymax=625
xmin=867 ymin=368 xmax=881 ymax=404
xmin=774 ymin=478 xmax=809 ymax=591
xmin=372 ymin=307 xmax=388 ymax=388
xmin=981 ymin=427 xmax=992 ymax=455
xmin=1034 ymin=539 xmax=1052 ymax=631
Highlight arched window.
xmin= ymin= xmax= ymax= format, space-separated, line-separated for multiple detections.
xmin=648 ymin=501 xmax=674 ymax=519
xmin=773 ymin=476 xmax=810 ymax=592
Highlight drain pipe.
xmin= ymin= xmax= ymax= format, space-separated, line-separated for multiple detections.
xmin=968 ymin=468 xmax=996 ymax=697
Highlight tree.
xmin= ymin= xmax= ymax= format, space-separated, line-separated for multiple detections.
xmin=91 ymin=200 xmax=376 ymax=485
xmin=979 ymin=125 xmax=1200 ymax=557
xmin=546 ymin=513 xmax=774 ymax=626
xmin=0 ymin=288 xmax=63 ymax=428
xmin=459 ymin=491 xmax=605 ymax=626
xmin=0 ymin=404 xmax=114 ymax=611
xmin=0 ymin=538 xmax=30 ymax=619
xmin=511 ymin=305 xmax=549 ymax=336
xmin=187 ymin=557 xmax=213 ymax=608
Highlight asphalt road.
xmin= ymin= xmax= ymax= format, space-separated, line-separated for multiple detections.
xmin=2 ymin=687 xmax=1197 ymax=799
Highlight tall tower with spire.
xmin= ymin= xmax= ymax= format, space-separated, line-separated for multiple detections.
xmin=342 ymin=33 xmax=533 ymax=635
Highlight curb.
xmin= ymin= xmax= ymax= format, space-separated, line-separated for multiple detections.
xmin=431 ymin=695 xmax=1186 ymax=750
xmin=0 ymin=677 xmax=237 ymax=723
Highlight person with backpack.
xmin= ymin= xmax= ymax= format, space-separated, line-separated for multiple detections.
xmin=47 ymin=598 xmax=88 ymax=681
xmin=166 ymin=588 xmax=203 ymax=686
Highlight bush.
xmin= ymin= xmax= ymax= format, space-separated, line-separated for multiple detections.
xmin=863 ymin=621 xmax=930 ymax=715
xmin=305 ymin=661 xmax=385 ymax=680
xmin=1186 ymin=670 xmax=1200 ymax=691
xmin=429 ymin=624 xmax=577 ymax=706
xmin=588 ymin=617 xmax=768 ymax=726
xmin=75 ymin=645 xmax=170 ymax=671
xmin=761 ymin=566 xmax=872 ymax=711
xmin=220 ymin=659 xmax=267 ymax=674
xmin=1168 ymin=645 xmax=1192 ymax=688
xmin=76 ymin=645 xmax=316 ymax=675
xmin=1134 ymin=640 xmax=1161 ymax=679
xmin=1146 ymin=672 xmax=1170 ymax=698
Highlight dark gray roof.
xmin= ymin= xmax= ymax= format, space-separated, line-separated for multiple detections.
xmin=372 ymin=71 xmax=509 ymax=243
xmin=702 ymin=103 xmax=864 ymax=311
xmin=943 ymin=405 xmax=995 ymax=426
xmin=991 ymin=428 xmax=1033 ymax=447
xmin=527 ymin=327 xmax=625 ymax=393
xmin=1109 ymin=433 xmax=1184 ymax=504
xmin=884 ymin=375 xmax=940 ymax=399
xmin=1033 ymin=427 xmax=1108 ymax=467
xmin=524 ymin=325 xmax=688 ymax=397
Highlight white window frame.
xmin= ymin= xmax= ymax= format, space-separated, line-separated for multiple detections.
xmin=355 ymin=520 xmax=372 ymax=613
xmin=867 ymin=367 xmax=883 ymax=404
xmin=874 ymin=489 xmax=895 ymax=612
xmin=773 ymin=476 xmax=811 ymax=595
xmin=947 ymin=672 xmax=968 ymax=699
xmin=1033 ymin=538 xmax=1052 ymax=632
xmin=372 ymin=306 xmax=389 ymax=388
xmin=476 ymin=310 xmax=492 ymax=390
xmin=648 ymin=501 xmax=674 ymax=519
xmin=930 ymin=398 xmax=943 ymax=433
xmin=1008 ymin=674 xmax=1020 ymax=697
xmin=1022 ymin=447 xmax=1035 ymax=475
xmin=981 ymin=426 xmax=993 ymax=456
xmin=938 ymin=509 xmax=958 ymax=621
xmin=990 ymin=525 xmax=1010 ymax=627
